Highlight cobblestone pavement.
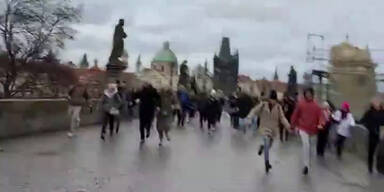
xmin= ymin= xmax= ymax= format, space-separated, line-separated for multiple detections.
xmin=0 ymin=116 xmax=383 ymax=192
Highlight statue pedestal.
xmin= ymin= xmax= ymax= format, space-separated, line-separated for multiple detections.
xmin=106 ymin=62 xmax=127 ymax=83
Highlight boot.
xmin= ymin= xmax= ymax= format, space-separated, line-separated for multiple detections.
xmin=265 ymin=161 xmax=272 ymax=173
xmin=258 ymin=145 xmax=264 ymax=156
xmin=302 ymin=166 xmax=309 ymax=175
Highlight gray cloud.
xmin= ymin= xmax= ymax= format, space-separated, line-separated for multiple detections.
xmin=59 ymin=0 xmax=384 ymax=88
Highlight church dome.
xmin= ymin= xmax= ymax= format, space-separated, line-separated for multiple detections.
xmin=152 ymin=41 xmax=178 ymax=64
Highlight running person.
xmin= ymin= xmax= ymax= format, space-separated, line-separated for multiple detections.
xmin=247 ymin=90 xmax=290 ymax=173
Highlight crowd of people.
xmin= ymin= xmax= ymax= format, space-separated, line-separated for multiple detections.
xmin=66 ymin=82 xmax=384 ymax=175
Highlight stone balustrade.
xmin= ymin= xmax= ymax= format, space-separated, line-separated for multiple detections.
xmin=0 ymin=99 xmax=102 ymax=139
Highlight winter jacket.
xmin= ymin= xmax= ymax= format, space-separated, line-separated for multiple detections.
xmin=332 ymin=110 xmax=355 ymax=137
xmin=291 ymin=99 xmax=324 ymax=135
xmin=361 ymin=108 xmax=384 ymax=137
xmin=158 ymin=90 xmax=176 ymax=117
xmin=282 ymin=99 xmax=295 ymax=123
xmin=101 ymin=90 xmax=122 ymax=114
xmin=178 ymin=90 xmax=192 ymax=110
xmin=247 ymin=102 xmax=290 ymax=137
xmin=134 ymin=86 xmax=160 ymax=117
xmin=236 ymin=93 xmax=254 ymax=118
xmin=68 ymin=86 xmax=89 ymax=106
xmin=206 ymin=97 xmax=220 ymax=122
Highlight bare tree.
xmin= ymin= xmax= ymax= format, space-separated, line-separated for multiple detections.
xmin=0 ymin=0 xmax=81 ymax=97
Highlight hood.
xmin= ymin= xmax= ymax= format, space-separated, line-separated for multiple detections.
xmin=104 ymin=89 xmax=117 ymax=98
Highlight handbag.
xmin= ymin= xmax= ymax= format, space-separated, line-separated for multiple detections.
xmin=109 ymin=107 xmax=120 ymax=116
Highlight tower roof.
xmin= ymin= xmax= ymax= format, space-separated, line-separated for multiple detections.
xmin=219 ymin=37 xmax=231 ymax=59
xmin=136 ymin=54 xmax=142 ymax=64
xmin=152 ymin=41 xmax=178 ymax=64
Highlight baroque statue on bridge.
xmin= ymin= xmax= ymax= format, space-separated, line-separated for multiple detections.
xmin=109 ymin=19 xmax=127 ymax=64
xmin=287 ymin=66 xmax=298 ymax=98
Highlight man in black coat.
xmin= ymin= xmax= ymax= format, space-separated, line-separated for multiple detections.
xmin=235 ymin=92 xmax=254 ymax=133
xmin=360 ymin=100 xmax=384 ymax=173
xmin=205 ymin=90 xmax=221 ymax=134
xmin=134 ymin=83 xmax=160 ymax=143
xmin=197 ymin=93 xmax=209 ymax=129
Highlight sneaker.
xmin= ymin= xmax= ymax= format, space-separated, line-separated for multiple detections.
xmin=100 ymin=134 xmax=105 ymax=140
xmin=67 ymin=132 xmax=74 ymax=137
xmin=258 ymin=145 xmax=264 ymax=156
xmin=265 ymin=162 xmax=272 ymax=173
xmin=159 ymin=142 xmax=163 ymax=147
xmin=146 ymin=132 xmax=150 ymax=138
xmin=302 ymin=166 xmax=309 ymax=175
xmin=140 ymin=140 xmax=145 ymax=144
xmin=166 ymin=135 xmax=171 ymax=141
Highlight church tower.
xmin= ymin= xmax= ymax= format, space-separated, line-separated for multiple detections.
xmin=213 ymin=37 xmax=239 ymax=95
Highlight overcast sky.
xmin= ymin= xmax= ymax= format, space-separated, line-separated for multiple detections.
xmin=58 ymin=0 xmax=384 ymax=85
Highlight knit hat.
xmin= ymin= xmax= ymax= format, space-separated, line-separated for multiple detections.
xmin=269 ymin=90 xmax=278 ymax=100
xmin=341 ymin=101 xmax=350 ymax=112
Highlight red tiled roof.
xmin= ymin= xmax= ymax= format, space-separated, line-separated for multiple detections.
xmin=254 ymin=79 xmax=287 ymax=93
xmin=238 ymin=74 xmax=252 ymax=82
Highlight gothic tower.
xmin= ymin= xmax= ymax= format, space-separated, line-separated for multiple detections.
xmin=213 ymin=37 xmax=239 ymax=95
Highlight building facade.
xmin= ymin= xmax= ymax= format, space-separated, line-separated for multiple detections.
xmin=213 ymin=37 xmax=239 ymax=95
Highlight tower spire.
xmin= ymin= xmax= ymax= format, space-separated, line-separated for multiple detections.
xmin=219 ymin=37 xmax=231 ymax=59
xmin=136 ymin=54 xmax=142 ymax=73
xmin=273 ymin=67 xmax=279 ymax=81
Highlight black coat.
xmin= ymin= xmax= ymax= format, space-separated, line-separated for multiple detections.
xmin=134 ymin=86 xmax=160 ymax=118
xmin=206 ymin=97 xmax=220 ymax=122
xmin=360 ymin=108 xmax=384 ymax=137
xmin=235 ymin=94 xmax=254 ymax=118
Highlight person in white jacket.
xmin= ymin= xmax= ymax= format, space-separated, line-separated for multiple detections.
xmin=332 ymin=101 xmax=355 ymax=159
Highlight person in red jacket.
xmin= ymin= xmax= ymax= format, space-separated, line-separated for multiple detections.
xmin=291 ymin=87 xmax=324 ymax=175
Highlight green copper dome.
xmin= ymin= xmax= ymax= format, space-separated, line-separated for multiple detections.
xmin=152 ymin=41 xmax=178 ymax=64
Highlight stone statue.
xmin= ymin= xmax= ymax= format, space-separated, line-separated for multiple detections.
xmin=180 ymin=60 xmax=189 ymax=76
xmin=288 ymin=66 xmax=297 ymax=84
xmin=109 ymin=19 xmax=127 ymax=63
xmin=178 ymin=60 xmax=190 ymax=90
xmin=287 ymin=66 xmax=298 ymax=98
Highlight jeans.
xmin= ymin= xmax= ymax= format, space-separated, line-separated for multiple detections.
xmin=317 ymin=126 xmax=330 ymax=156
xmin=336 ymin=134 xmax=346 ymax=158
xmin=177 ymin=109 xmax=186 ymax=127
xmin=139 ymin=115 xmax=154 ymax=140
xmin=233 ymin=116 xmax=239 ymax=129
xmin=101 ymin=113 xmax=115 ymax=135
xmin=199 ymin=111 xmax=206 ymax=128
xmin=299 ymin=130 xmax=313 ymax=168
xmin=68 ymin=105 xmax=82 ymax=133
xmin=264 ymin=136 xmax=273 ymax=163
xmin=368 ymin=134 xmax=379 ymax=172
